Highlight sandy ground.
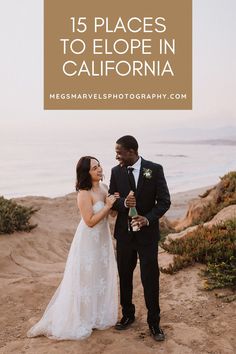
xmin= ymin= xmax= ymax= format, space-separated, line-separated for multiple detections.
xmin=0 ymin=189 xmax=235 ymax=354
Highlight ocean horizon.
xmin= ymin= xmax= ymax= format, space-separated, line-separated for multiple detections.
xmin=1 ymin=129 xmax=235 ymax=198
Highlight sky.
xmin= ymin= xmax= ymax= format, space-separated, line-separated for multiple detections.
xmin=0 ymin=0 xmax=236 ymax=140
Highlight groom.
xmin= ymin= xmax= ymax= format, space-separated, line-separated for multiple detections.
xmin=109 ymin=135 xmax=171 ymax=341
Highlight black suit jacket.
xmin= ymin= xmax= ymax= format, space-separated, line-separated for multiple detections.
xmin=109 ymin=158 xmax=171 ymax=245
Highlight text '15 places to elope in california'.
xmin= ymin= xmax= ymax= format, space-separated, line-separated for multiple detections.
xmin=44 ymin=0 xmax=192 ymax=110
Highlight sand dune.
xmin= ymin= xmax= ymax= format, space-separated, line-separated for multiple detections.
xmin=0 ymin=190 xmax=235 ymax=354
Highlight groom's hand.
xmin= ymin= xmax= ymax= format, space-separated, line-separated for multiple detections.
xmin=125 ymin=193 xmax=136 ymax=207
xmin=131 ymin=215 xmax=149 ymax=228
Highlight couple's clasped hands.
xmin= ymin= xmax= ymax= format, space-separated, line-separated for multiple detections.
xmin=105 ymin=193 xmax=120 ymax=209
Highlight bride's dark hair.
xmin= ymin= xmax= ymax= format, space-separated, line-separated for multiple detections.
xmin=76 ymin=156 xmax=100 ymax=191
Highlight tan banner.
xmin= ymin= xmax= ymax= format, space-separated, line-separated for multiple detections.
xmin=44 ymin=0 xmax=192 ymax=109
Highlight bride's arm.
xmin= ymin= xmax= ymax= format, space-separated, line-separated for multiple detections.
xmin=77 ymin=191 xmax=114 ymax=227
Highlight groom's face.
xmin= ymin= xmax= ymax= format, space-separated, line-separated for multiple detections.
xmin=115 ymin=144 xmax=136 ymax=167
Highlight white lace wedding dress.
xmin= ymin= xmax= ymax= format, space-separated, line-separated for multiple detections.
xmin=27 ymin=201 xmax=118 ymax=340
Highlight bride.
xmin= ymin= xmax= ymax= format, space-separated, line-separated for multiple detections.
xmin=27 ymin=156 xmax=118 ymax=340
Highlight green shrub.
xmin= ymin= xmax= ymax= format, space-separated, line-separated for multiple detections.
xmin=160 ymin=219 xmax=236 ymax=290
xmin=0 ymin=196 xmax=38 ymax=234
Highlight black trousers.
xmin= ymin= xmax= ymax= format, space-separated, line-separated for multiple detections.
xmin=116 ymin=237 xmax=160 ymax=326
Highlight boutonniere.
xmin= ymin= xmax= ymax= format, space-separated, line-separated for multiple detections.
xmin=143 ymin=168 xmax=152 ymax=179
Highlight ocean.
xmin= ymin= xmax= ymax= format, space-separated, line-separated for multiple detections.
xmin=0 ymin=124 xmax=235 ymax=198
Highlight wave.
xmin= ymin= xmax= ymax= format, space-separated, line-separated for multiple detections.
xmin=154 ymin=139 xmax=236 ymax=146
xmin=155 ymin=154 xmax=188 ymax=158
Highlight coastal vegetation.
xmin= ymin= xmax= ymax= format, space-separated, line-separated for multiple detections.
xmin=161 ymin=171 xmax=236 ymax=291
xmin=0 ymin=196 xmax=37 ymax=234
xmin=161 ymin=219 xmax=236 ymax=290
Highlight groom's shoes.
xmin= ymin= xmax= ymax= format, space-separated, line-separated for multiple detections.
xmin=115 ymin=316 xmax=135 ymax=330
xmin=149 ymin=325 xmax=165 ymax=341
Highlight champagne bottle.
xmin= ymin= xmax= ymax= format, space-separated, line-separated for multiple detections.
xmin=128 ymin=191 xmax=139 ymax=232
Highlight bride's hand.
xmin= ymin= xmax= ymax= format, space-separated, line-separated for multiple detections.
xmin=105 ymin=194 xmax=116 ymax=208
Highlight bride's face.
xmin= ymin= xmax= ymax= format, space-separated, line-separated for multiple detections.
xmin=89 ymin=159 xmax=103 ymax=181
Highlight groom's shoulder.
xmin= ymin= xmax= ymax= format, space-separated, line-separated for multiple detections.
xmin=111 ymin=164 xmax=122 ymax=173
xmin=142 ymin=158 xmax=163 ymax=171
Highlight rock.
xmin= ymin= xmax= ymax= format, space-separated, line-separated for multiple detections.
xmin=174 ymin=172 xmax=236 ymax=231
